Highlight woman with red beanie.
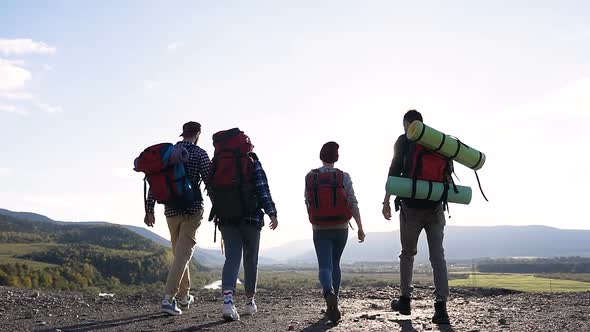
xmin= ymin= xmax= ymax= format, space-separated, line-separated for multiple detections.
xmin=304 ymin=141 xmax=365 ymax=323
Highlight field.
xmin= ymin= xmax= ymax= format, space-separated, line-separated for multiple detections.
xmin=449 ymin=273 xmax=590 ymax=292
xmin=0 ymin=243 xmax=60 ymax=268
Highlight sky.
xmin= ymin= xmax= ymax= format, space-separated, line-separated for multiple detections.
xmin=1 ymin=0 xmax=589 ymax=250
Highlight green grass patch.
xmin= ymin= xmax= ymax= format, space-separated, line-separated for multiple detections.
xmin=0 ymin=243 xmax=62 ymax=256
xmin=0 ymin=243 xmax=61 ymax=268
xmin=254 ymin=271 xmax=438 ymax=290
xmin=533 ymin=273 xmax=590 ymax=283
xmin=449 ymin=273 xmax=590 ymax=292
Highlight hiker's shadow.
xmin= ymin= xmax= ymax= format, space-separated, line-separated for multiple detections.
xmin=171 ymin=319 xmax=229 ymax=331
xmin=391 ymin=319 xmax=419 ymax=332
xmin=39 ymin=312 xmax=230 ymax=332
xmin=392 ymin=319 xmax=455 ymax=332
xmin=437 ymin=324 xmax=456 ymax=332
xmin=300 ymin=317 xmax=337 ymax=332
xmin=38 ymin=312 xmax=170 ymax=332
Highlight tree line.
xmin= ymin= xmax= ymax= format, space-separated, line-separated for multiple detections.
xmin=478 ymin=257 xmax=590 ymax=273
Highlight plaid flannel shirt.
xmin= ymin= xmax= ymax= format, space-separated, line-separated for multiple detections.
xmin=235 ymin=159 xmax=277 ymax=228
xmin=146 ymin=141 xmax=212 ymax=217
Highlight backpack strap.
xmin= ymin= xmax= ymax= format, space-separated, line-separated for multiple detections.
xmin=433 ymin=134 xmax=447 ymax=152
xmin=426 ymin=180 xmax=434 ymax=200
xmin=331 ymin=171 xmax=338 ymax=207
xmin=475 ymin=171 xmax=489 ymax=201
xmin=143 ymin=177 xmax=148 ymax=214
xmin=441 ymin=182 xmax=451 ymax=219
xmin=394 ymin=196 xmax=401 ymax=212
xmin=312 ymin=170 xmax=320 ymax=208
xmin=411 ymin=178 xmax=418 ymax=199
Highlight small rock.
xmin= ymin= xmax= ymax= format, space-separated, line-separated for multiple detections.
xmin=55 ymin=329 xmax=63 ymax=332
xmin=353 ymin=318 xmax=359 ymax=322
xmin=38 ymin=321 xmax=47 ymax=326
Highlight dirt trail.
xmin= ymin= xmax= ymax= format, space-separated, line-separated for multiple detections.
xmin=1 ymin=286 xmax=589 ymax=331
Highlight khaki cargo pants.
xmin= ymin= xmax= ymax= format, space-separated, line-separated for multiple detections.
xmin=164 ymin=210 xmax=203 ymax=297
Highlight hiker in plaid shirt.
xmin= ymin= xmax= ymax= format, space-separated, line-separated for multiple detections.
xmin=144 ymin=121 xmax=212 ymax=316
xmin=211 ymin=130 xmax=279 ymax=321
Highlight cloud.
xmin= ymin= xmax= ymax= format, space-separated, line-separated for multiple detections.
xmin=144 ymin=80 xmax=161 ymax=90
xmin=36 ymin=102 xmax=63 ymax=114
xmin=0 ymin=38 xmax=57 ymax=56
xmin=0 ymin=168 xmax=13 ymax=176
xmin=166 ymin=41 xmax=184 ymax=52
xmin=0 ymin=58 xmax=31 ymax=90
xmin=0 ymin=39 xmax=62 ymax=116
xmin=0 ymin=91 xmax=34 ymax=100
xmin=0 ymin=103 xmax=29 ymax=115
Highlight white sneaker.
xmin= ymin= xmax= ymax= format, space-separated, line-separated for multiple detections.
xmin=178 ymin=294 xmax=194 ymax=310
xmin=244 ymin=299 xmax=257 ymax=315
xmin=161 ymin=298 xmax=182 ymax=316
xmin=222 ymin=302 xmax=240 ymax=321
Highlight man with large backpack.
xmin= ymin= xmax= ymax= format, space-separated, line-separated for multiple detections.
xmin=305 ymin=141 xmax=365 ymax=323
xmin=382 ymin=110 xmax=452 ymax=324
xmin=207 ymin=128 xmax=278 ymax=321
xmin=139 ymin=121 xmax=212 ymax=316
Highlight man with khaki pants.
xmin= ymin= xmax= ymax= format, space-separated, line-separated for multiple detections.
xmin=144 ymin=121 xmax=212 ymax=316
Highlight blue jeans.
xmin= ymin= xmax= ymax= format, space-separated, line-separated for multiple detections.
xmin=220 ymin=222 xmax=261 ymax=296
xmin=313 ymin=229 xmax=348 ymax=296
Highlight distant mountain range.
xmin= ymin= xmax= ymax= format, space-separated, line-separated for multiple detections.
xmin=261 ymin=225 xmax=590 ymax=264
xmin=0 ymin=208 xmax=279 ymax=268
xmin=3 ymin=208 xmax=589 ymax=267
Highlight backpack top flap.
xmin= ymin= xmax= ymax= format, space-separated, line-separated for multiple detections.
xmin=210 ymin=129 xmax=255 ymax=188
xmin=212 ymin=128 xmax=254 ymax=155
xmin=134 ymin=143 xmax=174 ymax=174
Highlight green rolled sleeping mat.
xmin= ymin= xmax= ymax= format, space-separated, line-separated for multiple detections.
xmin=386 ymin=176 xmax=472 ymax=205
xmin=406 ymin=121 xmax=486 ymax=171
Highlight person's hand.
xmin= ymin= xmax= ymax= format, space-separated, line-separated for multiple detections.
xmin=357 ymin=227 xmax=366 ymax=243
xmin=269 ymin=215 xmax=278 ymax=230
xmin=144 ymin=213 xmax=155 ymax=227
xmin=382 ymin=203 xmax=392 ymax=220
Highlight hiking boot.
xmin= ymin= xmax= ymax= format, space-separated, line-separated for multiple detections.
xmin=432 ymin=301 xmax=450 ymax=324
xmin=391 ymin=296 xmax=411 ymax=315
xmin=325 ymin=292 xmax=341 ymax=322
xmin=161 ymin=298 xmax=182 ymax=316
xmin=244 ymin=299 xmax=257 ymax=315
xmin=178 ymin=294 xmax=194 ymax=310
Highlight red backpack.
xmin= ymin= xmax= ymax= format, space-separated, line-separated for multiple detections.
xmin=408 ymin=143 xmax=450 ymax=182
xmin=133 ymin=143 xmax=197 ymax=211
xmin=401 ymin=141 xmax=456 ymax=206
xmin=305 ymin=169 xmax=353 ymax=225
xmin=208 ymin=128 xmax=257 ymax=220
